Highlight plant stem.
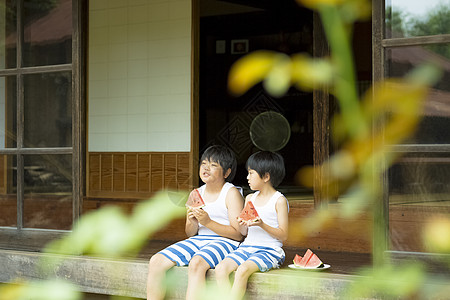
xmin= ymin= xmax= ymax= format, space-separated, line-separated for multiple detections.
xmin=318 ymin=5 xmax=369 ymax=140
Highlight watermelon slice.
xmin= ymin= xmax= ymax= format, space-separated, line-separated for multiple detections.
xmin=298 ymin=249 xmax=313 ymax=267
xmin=296 ymin=249 xmax=323 ymax=268
xmin=185 ymin=189 xmax=205 ymax=208
xmin=293 ymin=254 xmax=303 ymax=266
xmin=238 ymin=201 xmax=260 ymax=224
xmin=306 ymin=253 xmax=323 ymax=268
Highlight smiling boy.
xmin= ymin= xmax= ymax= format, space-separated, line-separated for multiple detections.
xmin=146 ymin=145 xmax=244 ymax=300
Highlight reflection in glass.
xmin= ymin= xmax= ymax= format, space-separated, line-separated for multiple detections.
xmin=385 ymin=44 xmax=450 ymax=144
xmin=0 ymin=154 xmax=16 ymax=227
xmin=23 ymin=154 xmax=72 ymax=230
xmin=0 ymin=0 xmax=17 ymax=69
xmin=23 ymin=0 xmax=72 ymax=67
xmin=389 ymin=155 xmax=450 ymax=252
xmin=385 ymin=0 xmax=450 ymax=38
xmin=24 ymin=72 xmax=72 ymax=148
xmin=0 ymin=76 xmax=17 ymax=148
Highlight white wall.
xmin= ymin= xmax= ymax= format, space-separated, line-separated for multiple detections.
xmin=88 ymin=0 xmax=191 ymax=152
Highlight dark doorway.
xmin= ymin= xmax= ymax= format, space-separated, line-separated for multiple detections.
xmin=199 ymin=0 xmax=314 ymax=195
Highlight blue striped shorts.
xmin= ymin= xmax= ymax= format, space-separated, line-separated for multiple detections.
xmin=157 ymin=235 xmax=239 ymax=268
xmin=225 ymin=245 xmax=285 ymax=272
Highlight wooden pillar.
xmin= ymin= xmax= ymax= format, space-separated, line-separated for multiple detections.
xmin=312 ymin=12 xmax=331 ymax=209
xmin=190 ymin=0 xmax=200 ymax=189
xmin=372 ymin=0 xmax=389 ymax=266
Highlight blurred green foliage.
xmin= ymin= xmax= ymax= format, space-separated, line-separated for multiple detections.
xmin=227 ymin=0 xmax=448 ymax=298
xmin=0 ymin=191 xmax=187 ymax=300
xmin=0 ymin=0 xmax=449 ymax=299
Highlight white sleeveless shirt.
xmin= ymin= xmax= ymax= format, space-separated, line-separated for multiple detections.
xmin=197 ymin=182 xmax=235 ymax=236
xmin=241 ymin=190 xmax=288 ymax=248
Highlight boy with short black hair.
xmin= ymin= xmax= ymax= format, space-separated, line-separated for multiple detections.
xmin=147 ymin=145 xmax=244 ymax=300
xmin=215 ymin=151 xmax=289 ymax=300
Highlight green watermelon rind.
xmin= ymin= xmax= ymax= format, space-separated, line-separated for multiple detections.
xmin=187 ymin=203 xmax=205 ymax=209
xmin=237 ymin=217 xmax=260 ymax=225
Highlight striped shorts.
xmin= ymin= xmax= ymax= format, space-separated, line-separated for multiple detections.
xmin=158 ymin=235 xmax=239 ymax=268
xmin=225 ymin=245 xmax=285 ymax=272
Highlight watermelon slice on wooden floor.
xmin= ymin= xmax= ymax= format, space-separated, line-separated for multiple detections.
xmin=305 ymin=253 xmax=323 ymax=268
xmin=295 ymin=249 xmax=323 ymax=268
xmin=297 ymin=249 xmax=313 ymax=267
xmin=293 ymin=254 xmax=303 ymax=266
xmin=238 ymin=201 xmax=260 ymax=224
xmin=185 ymin=189 xmax=205 ymax=208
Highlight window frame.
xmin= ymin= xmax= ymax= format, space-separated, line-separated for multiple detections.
xmin=0 ymin=0 xmax=86 ymax=249
xmin=372 ymin=0 xmax=450 ymax=264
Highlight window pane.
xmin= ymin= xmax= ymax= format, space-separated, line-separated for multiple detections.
xmin=0 ymin=76 xmax=17 ymax=148
xmin=24 ymin=72 xmax=72 ymax=148
xmin=385 ymin=0 xmax=450 ymax=38
xmin=0 ymin=0 xmax=17 ymax=69
xmin=389 ymin=154 xmax=450 ymax=252
xmin=0 ymin=154 xmax=16 ymax=227
xmin=23 ymin=154 xmax=72 ymax=230
xmin=23 ymin=0 xmax=72 ymax=67
xmin=385 ymin=44 xmax=450 ymax=144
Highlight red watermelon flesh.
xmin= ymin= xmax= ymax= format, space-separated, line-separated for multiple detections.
xmin=306 ymin=253 xmax=323 ymax=268
xmin=298 ymin=249 xmax=313 ymax=267
xmin=238 ymin=201 xmax=260 ymax=223
xmin=297 ymin=249 xmax=323 ymax=268
xmin=185 ymin=189 xmax=205 ymax=208
xmin=293 ymin=254 xmax=303 ymax=266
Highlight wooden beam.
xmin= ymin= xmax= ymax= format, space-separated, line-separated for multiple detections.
xmin=0 ymin=249 xmax=365 ymax=299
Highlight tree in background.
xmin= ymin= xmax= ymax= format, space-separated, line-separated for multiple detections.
xmin=409 ymin=3 xmax=450 ymax=58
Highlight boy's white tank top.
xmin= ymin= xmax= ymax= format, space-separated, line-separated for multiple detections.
xmin=241 ymin=190 xmax=288 ymax=248
xmin=197 ymin=182 xmax=234 ymax=236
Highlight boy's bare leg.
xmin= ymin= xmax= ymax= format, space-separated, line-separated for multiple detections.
xmin=215 ymin=258 xmax=239 ymax=292
xmin=147 ymin=253 xmax=176 ymax=300
xmin=231 ymin=261 xmax=259 ymax=300
xmin=185 ymin=256 xmax=211 ymax=300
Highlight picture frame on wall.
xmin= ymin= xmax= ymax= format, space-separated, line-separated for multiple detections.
xmin=231 ymin=39 xmax=249 ymax=54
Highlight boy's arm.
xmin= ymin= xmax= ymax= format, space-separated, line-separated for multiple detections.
xmin=185 ymin=207 xmax=199 ymax=237
xmin=236 ymin=195 xmax=253 ymax=236
xmin=194 ymin=187 xmax=244 ymax=241
xmin=255 ymin=196 xmax=289 ymax=242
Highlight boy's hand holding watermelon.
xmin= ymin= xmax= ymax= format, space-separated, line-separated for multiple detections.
xmin=186 ymin=189 xmax=204 ymax=222
xmin=185 ymin=189 xmax=213 ymax=226
xmin=191 ymin=206 xmax=212 ymax=226
xmin=185 ymin=189 xmax=205 ymax=209
xmin=237 ymin=201 xmax=260 ymax=226
xmin=186 ymin=207 xmax=198 ymax=223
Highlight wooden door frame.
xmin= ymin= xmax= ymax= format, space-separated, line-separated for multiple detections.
xmin=312 ymin=12 xmax=331 ymax=209
xmin=191 ymin=0 xmax=200 ymax=189
xmin=192 ymin=2 xmax=331 ymax=202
